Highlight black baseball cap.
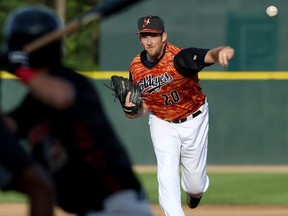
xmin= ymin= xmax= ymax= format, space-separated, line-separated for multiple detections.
xmin=137 ymin=15 xmax=165 ymax=34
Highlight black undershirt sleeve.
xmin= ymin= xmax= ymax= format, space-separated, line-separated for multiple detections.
xmin=173 ymin=47 xmax=213 ymax=77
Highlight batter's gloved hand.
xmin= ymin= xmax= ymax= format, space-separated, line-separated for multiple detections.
xmin=106 ymin=75 xmax=142 ymax=115
xmin=7 ymin=50 xmax=29 ymax=74
xmin=0 ymin=47 xmax=29 ymax=74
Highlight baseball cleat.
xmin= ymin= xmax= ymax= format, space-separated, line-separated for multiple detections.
xmin=187 ymin=194 xmax=202 ymax=209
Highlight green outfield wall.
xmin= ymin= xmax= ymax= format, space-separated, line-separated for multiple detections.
xmin=100 ymin=0 xmax=288 ymax=71
xmin=1 ymin=71 xmax=288 ymax=165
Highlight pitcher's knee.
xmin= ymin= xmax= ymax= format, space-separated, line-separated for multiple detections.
xmin=182 ymin=176 xmax=209 ymax=194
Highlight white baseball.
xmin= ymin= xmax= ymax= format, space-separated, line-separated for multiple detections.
xmin=266 ymin=6 xmax=278 ymax=17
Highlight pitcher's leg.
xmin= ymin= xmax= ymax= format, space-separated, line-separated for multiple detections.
xmin=149 ymin=114 xmax=185 ymax=216
xmin=180 ymin=103 xmax=210 ymax=207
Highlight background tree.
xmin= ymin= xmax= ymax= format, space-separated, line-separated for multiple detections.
xmin=0 ymin=0 xmax=100 ymax=71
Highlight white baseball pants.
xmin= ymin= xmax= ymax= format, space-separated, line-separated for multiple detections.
xmin=148 ymin=102 xmax=210 ymax=216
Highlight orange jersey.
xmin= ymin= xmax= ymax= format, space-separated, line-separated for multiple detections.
xmin=129 ymin=43 xmax=206 ymax=121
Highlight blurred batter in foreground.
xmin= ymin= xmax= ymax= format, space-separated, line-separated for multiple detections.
xmin=1 ymin=5 xmax=153 ymax=216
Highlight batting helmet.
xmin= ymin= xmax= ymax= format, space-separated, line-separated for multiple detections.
xmin=3 ymin=6 xmax=63 ymax=68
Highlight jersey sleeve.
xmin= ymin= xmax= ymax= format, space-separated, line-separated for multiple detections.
xmin=173 ymin=47 xmax=213 ymax=77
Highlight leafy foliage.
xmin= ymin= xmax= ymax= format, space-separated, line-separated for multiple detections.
xmin=0 ymin=0 xmax=100 ymax=71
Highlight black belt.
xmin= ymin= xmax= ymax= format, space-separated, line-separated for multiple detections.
xmin=169 ymin=110 xmax=202 ymax=124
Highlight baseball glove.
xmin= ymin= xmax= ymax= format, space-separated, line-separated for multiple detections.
xmin=108 ymin=75 xmax=142 ymax=114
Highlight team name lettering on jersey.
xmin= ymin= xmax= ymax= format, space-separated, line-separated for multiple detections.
xmin=138 ymin=72 xmax=172 ymax=94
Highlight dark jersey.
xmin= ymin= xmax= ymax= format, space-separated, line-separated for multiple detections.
xmin=8 ymin=66 xmax=142 ymax=214
xmin=0 ymin=119 xmax=34 ymax=188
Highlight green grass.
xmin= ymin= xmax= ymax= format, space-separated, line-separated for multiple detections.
xmin=137 ymin=172 xmax=288 ymax=205
xmin=0 ymin=191 xmax=27 ymax=203
xmin=1 ymin=172 xmax=288 ymax=205
xmin=204 ymin=173 xmax=288 ymax=205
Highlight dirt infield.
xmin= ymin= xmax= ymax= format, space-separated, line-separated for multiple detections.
xmin=1 ymin=203 xmax=288 ymax=216
xmin=153 ymin=205 xmax=288 ymax=216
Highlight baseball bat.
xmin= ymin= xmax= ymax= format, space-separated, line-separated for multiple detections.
xmin=23 ymin=0 xmax=143 ymax=53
